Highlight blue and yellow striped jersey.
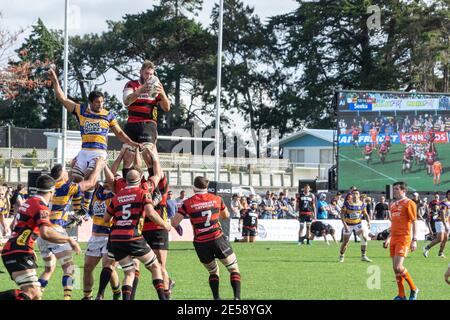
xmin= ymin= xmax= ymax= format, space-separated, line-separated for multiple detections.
xmin=89 ymin=185 xmax=114 ymax=235
xmin=342 ymin=201 xmax=367 ymax=225
xmin=72 ymin=104 xmax=118 ymax=150
xmin=49 ymin=180 xmax=80 ymax=228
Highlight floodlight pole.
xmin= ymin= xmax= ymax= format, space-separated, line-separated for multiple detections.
xmin=214 ymin=0 xmax=224 ymax=181
xmin=61 ymin=0 xmax=69 ymax=166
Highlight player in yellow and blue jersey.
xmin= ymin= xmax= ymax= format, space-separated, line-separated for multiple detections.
xmin=82 ymin=176 xmax=121 ymax=300
xmin=36 ymin=159 xmax=105 ymax=300
xmin=339 ymin=189 xmax=372 ymax=263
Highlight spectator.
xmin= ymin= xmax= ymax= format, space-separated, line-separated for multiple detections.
xmin=230 ymin=194 xmax=242 ymax=219
xmin=240 ymin=196 xmax=249 ymax=212
xmin=175 ymin=190 xmax=187 ymax=208
xmin=278 ymin=192 xmax=292 ymax=219
xmin=364 ymin=197 xmax=374 ymax=220
xmin=9 ymin=184 xmax=26 ymax=217
xmin=317 ymin=193 xmax=330 ymax=219
xmin=374 ymin=196 xmax=389 ymax=220
xmin=166 ymin=191 xmax=178 ymax=219
xmin=329 ymin=199 xmax=341 ymax=219
xmin=260 ymin=191 xmax=275 ymax=219
xmin=247 ymin=193 xmax=256 ymax=205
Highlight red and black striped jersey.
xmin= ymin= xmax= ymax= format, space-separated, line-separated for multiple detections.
xmin=114 ymin=176 xmax=155 ymax=194
xmin=1 ymin=196 xmax=51 ymax=256
xmin=241 ymin=209 xmax=258 ymax=230
xmin=107 ymin=186 xmax=153 ymax=242
xmin=123 ymin=80 xmax=161 ymax=124
xmin=143 ymin=175 xmax=169 ymax=232
xmin=178 ymin=192 xmax=225 ymax=243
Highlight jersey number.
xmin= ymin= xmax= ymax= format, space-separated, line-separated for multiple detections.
xmin=202 ymin=210 xmax=212 ymax=227
xmin=122 ymin=204 xmax=131 ymax=220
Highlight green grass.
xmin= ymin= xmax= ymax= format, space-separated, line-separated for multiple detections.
xmin=338 ymin=143 xmax=450 ymax=192
xmin=1 ymin=241 xmax=449 ymax=300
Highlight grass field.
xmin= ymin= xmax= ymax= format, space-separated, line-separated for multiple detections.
xmin=1 ymin=241 xmax=448 ymax=300
xmin=338 ymin=143 xmax=450 ymax=192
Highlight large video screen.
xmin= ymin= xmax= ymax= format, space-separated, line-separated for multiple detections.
xmin=337 ymin=90 xmax=450 ymax=192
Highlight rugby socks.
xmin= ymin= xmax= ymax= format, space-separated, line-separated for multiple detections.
xmin=153 ymin=279 xmax=166 ymax=300
xmin=0 ymin=289 xmax=30 ymax=300
xmin=401 ymin=269 xmax=417 ymax=291
xmin=395 ymin=273 xmax=406 ymax=298
xmin=82 ymin=190 xmax=94 ymax=213
xmin=38 ymin=278 xmax=49 ymax=289
xmin=97 ymin=267 xmax=113 ymax=298
xmin=83 ymin=290 xmax=93 ymax=300
xmin=230 ymin=272 xmax=241 ymax=300
xmin=208 ymin=274 xmax=220 ymax=300
xmin=62 ymin=274 xmax=74 ymax=300
xmin=72 ymin=194 xmax=82 ymax=212
xmin=112 ymin=285 xmax=121 ymax=300
xmin=298 ymin=236 xmax=304 ymax=244
xmin=130 ymin=270 xmax=140 ymax=300
xmin=122 ymin=285 xmax=132 ymax=300
xmin=361 ymin=245 xmax=367 ymax=257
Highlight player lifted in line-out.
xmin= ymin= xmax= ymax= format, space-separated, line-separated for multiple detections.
xmin=297 ymin=184 xmax=316 ymax=245
xmin=389 ymin=181 xmax=419 ymax=300
xmin=104 ymin=165 xmax=171 ymax=300
xmin=82 ymin=166 xmax=121 ymax=300
xmin=423 ymin=190 xmax=450 ymax=258
xmin=432 ymin=160 xmax=442 ymax=186
xmin=171 ymin=176 xmax=242 ymax=300
xmin=121 ymin=60 xmax=170 ymax=179
xmin=0 ymin=175 xmax=81 ymax=300
xmin=36 ymin=159 xmax=104 ymax=300
xmin=339 ymin=188 xmax=372 ymax=263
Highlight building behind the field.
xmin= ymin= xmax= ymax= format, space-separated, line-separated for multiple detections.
xmin=279 ymin=129 xmax=335 ymax=180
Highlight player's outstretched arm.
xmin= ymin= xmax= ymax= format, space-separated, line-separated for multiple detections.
xmin=39 ymin=225 xmax=81 ymax=254
xmin=111 ymin=147 xmax=126 ymax=175
xmin=78 ymin=158 xmax=106 ymax=192
xmin=110 ymin=124 xmax=141 ymax=150
xmin=411 ymin=220 xmax=418 ymax=252
xmin=170 ymin=213 xmax=184 ymax=229
xmin=47 ymin=69 xmax=77 ymax=113
xmin=145 ymin=203 xmax=171 ymax=231
xmin=103 ymin=165 xmax=115 ymax=189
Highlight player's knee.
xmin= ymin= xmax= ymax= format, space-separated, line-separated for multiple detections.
xmin=204 ymin=260 xmax=219 ymax=275
xmin=225 ymin=258 xmax=239 ymax=273
xmin=121 ymin=261 xmax=136 ymax=274
xmin=143 ymin=254 xmax=159 ymax=271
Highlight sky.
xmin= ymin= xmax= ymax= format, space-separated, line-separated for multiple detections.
xmin=1 ymin=0 xmax=299 ymax=138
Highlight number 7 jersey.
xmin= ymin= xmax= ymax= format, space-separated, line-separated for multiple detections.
xmin=178 ymin=192 xmax=226 ymax=243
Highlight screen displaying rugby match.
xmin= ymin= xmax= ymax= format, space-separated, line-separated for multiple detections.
xmin=337 ymin=90 xmax=450 ymax=192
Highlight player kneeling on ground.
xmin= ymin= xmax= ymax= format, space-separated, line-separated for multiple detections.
xmin=310 ymin=221 xmax=337 ymax=245
xmin=104 ymin=166 xmax=171 ymax=300
xmin=339 ymin=189 xmax=372 ymax=263
xmin=0 ymin=175 xmax=81 ymax=300
xmin=171 ymin=176 xmax=241 ymax=300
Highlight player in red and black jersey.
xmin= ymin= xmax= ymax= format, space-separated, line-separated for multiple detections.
xmin=236 ymin=201 xmax=258 ymax=243
xmin=104 ymin=166 xmax=171 ymax=300
xmin=171 ymin=176 xmax=241 ymax=300
xmin=122 ymin=60 xmax=170 ymax=179
xmin=142 ymin=170 xmax=175 ymax=298
xmin=0 ymin=175 xmax=81 ymax=300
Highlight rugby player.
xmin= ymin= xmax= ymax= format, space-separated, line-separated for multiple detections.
xmin=236 ymin=201 xmax=259 ymax=243
xmin=171 ymin=176 xmax=241 ymax=300
xmin=104 ymin=166 xmax=171 ymax=300
xmin=309 ymin=221 xmax=337 ymax=245
xmin=339 ymin=189 xmax=372 ymax=262
xmin=49 ymin=69 xmax=141 ymax=182
xmin=432 ymin=161 xmax=442 ymax=185
xmin=82 ymin=175 xmax=121 ymax=300
xmin=0 ymin=175 xmax=81 ymax=300
xmin=363 ymin=143 xmax=373 ymax=164
xmin=142 ymin=168 xmax=176 ymax=299
xmin=296 ymin=184 xmax=316 ymax=245
xmin=351 ymin=126 xmax=360 ymax=148
xmin=378 ymin=141 xmax=388 ymax=164
xmin=121 ymin=60 xmax=170 ymax=178
xmin=37 ymin=158 xmax=104 ymax=300
xmin=423 ymin=190 xmax=449 ymax=258
xmin=369 ymin=126 xmax=378 ymax=148
xmin=401 ymin=147 xmax=413 ymax=175
xmin=425 ymin=148 xmax=436 ymax=176
xmin=389 ymin=181 xmax=419 ymax=300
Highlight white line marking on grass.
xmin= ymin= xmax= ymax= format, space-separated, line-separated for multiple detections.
xmin=340 ymin=154 xmax=417 ymax=192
